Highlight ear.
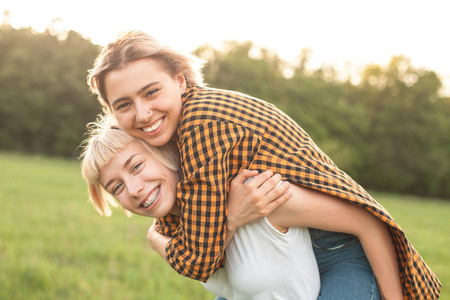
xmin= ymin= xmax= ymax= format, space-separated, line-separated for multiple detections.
xmin=177 ymin=73 xmax=187 ymax=93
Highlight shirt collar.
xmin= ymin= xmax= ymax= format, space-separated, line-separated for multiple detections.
xmin=182 ymin=85 xmax=199 ymax=105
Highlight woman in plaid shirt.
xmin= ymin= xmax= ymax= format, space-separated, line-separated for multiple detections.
xmin=87 ymin=31 xmax=441 ymax=299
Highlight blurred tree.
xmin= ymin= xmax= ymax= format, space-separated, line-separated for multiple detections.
xmin=195 ymin=41 xmax=286 ymax=102
xmin=1 ymin=29 xmax=449 ymax=197
xmin=0 ymin=27 xmax=100 ymax=157
xmin=353 ymin=56 xmax=450 ymax=197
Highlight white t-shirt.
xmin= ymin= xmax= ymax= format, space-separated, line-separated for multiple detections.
xmin=202 ymin=217 xmax=320 ymax=299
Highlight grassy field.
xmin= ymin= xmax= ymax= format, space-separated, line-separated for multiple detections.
xmin=0 ymin=151 xmax=448 ymax=299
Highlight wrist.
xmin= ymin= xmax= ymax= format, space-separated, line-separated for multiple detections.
xmin=226 ymin=219 xmax=238 ymax=233
xmin=147 ymin=233 xmax=158 ymax=250
xmin=147 ymin=226 xmax=161 ymax=249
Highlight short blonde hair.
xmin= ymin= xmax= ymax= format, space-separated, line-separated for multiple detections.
xmin=87 ymin=30 xmax=205 ymax=110
xmin=80 ymin=118 xmax=179 ymax=216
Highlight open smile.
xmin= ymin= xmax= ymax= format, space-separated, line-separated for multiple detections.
xmin=141 ymin=186 xmax=161 ymax=208
xmin=142 ymin=118 xmax=163 ymax=133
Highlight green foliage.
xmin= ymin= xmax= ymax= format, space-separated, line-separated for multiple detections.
xmin=196 ymin=41 xmax=286 ymax=101
xmin=0 ymin=27 xmax=101 ymax=157
xmin=350 ymin=56 xmax=450 ymax=197
xmin=1 ymin=28 xmax=449 ymax=197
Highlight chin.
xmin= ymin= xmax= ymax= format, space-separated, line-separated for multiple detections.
xmin=148 ymin=136 xmax=169 ymax=148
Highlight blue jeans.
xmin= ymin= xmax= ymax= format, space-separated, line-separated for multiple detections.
xmin=214 ymin=230 xmax=380 ymax=300
xmin=310 ymin=229 xmax=380 ymax=300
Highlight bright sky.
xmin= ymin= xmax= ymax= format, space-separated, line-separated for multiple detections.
xmin=2 ymin=0 xmax=450 ymax=95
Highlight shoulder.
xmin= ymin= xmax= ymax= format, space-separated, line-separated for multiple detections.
xmin=181 ymin=86 xmax=276 ymax=124
xmin=179 ymin=87 xmax=250 ymax=129
xmin=184 ymin=86 xmax=255 ymax=107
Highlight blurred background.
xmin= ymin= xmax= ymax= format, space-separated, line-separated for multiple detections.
xmin=0 ymin=1 xmax=448 ymax=299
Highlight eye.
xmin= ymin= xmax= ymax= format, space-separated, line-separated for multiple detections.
xmin=145 ymin=88 xmax=160 ymax=98
xmin=112 ymin=182 xmax=124 ymax=195
xmin=131 ymin=162 xmax=143 ymax=173
xmin=116 ymin=102 xmax=131 ymax=111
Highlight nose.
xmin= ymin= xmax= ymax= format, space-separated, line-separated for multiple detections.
xmin=128 ymin=179 xmax=144 ymax=201
xmin=135 ymin=100 xmax=153 ymax=124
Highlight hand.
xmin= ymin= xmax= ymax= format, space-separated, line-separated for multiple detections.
xmin=147 ymin=219 xmax=161 ymax=250
xmin=147 ymin=219 xmax=171 ymax=260
xmin=226 ymin=169 xmax=291 ymax=232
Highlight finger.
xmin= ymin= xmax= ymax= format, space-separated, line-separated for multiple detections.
xmin=246 ymin=169 xmax=274 ymax=187
xmin=235 ymin=169 xmax=259 ymax=184
xmin=258 ymin=173 xmax=283 ymax=195
xmin=263 ymin=180 xmax=290 ymax=201
xmin=262 ymin=190 xmax=292 ymax=215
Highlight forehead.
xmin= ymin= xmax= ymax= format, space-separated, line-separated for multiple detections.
xmin=104 ymin=58 xmax=171 ymax=101
xmin=114 ymin=140 xmax=145 ymax=162
xmin=99 ymin=141 xmax=144 ymax=180
xmin=106 ymin=59 xmax=168 ymax=85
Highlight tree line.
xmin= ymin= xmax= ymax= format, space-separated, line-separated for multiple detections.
xmin=1 ymin=27 xmax=449 ymax=198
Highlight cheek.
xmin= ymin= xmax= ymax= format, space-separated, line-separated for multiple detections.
xmin=114 ymin=112 xmax=134 ymax=129
xmin=120 ymin=197 xmax=135 ymax=212
xmin=167 ymin=104 xmax=182 ymax=126
xmin=116 ymin=197 xmax=127 ymax=209
xmin=171 ymin=176 xmax=179 ymax=193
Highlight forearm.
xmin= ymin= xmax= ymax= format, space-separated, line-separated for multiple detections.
xmin=358 ymin=216 xmax=403 ymax=299
xmin=268 ymin=185 xmax=403 ymax=298
xmin=224 ymin=223 xmax=237 ymax=249
xmin=148 ymin=222 xmax=171 ymax=263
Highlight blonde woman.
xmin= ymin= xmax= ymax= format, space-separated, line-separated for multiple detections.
xmin=81 ymin=125 xmax=320 ymax=299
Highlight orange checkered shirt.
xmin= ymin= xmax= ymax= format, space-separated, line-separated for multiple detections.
xmin=156 ymin=86 xmax=441 ymax=299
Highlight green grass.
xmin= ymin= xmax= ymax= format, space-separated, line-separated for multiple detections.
xmin=371 ymin=191 xmax=449 ymax=298
xmin=0 ymin=152 xmax=448 ymax=299
xmin=0 ymin=152 xmax=213 ymax=300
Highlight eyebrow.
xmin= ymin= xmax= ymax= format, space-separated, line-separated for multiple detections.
xmin=104 ymin=153 xmax=139 ymax=190
xmin=110 ymin=82 xmax=160 ymax=107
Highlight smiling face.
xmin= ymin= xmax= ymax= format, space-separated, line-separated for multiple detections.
xmin=99 ymin=140 xmax=180 ymax=218
xmin=104 ymin=58 xmax=186 ymax=147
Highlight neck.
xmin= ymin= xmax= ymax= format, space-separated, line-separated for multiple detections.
xmin=169 ymin=204 xmax=181 ymax=216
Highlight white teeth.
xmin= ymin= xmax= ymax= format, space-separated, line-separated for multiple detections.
xmin=143 ymin=187 xmax=160 ymax=208
xmin=142 ymin=119 xmax=163 ymax=133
